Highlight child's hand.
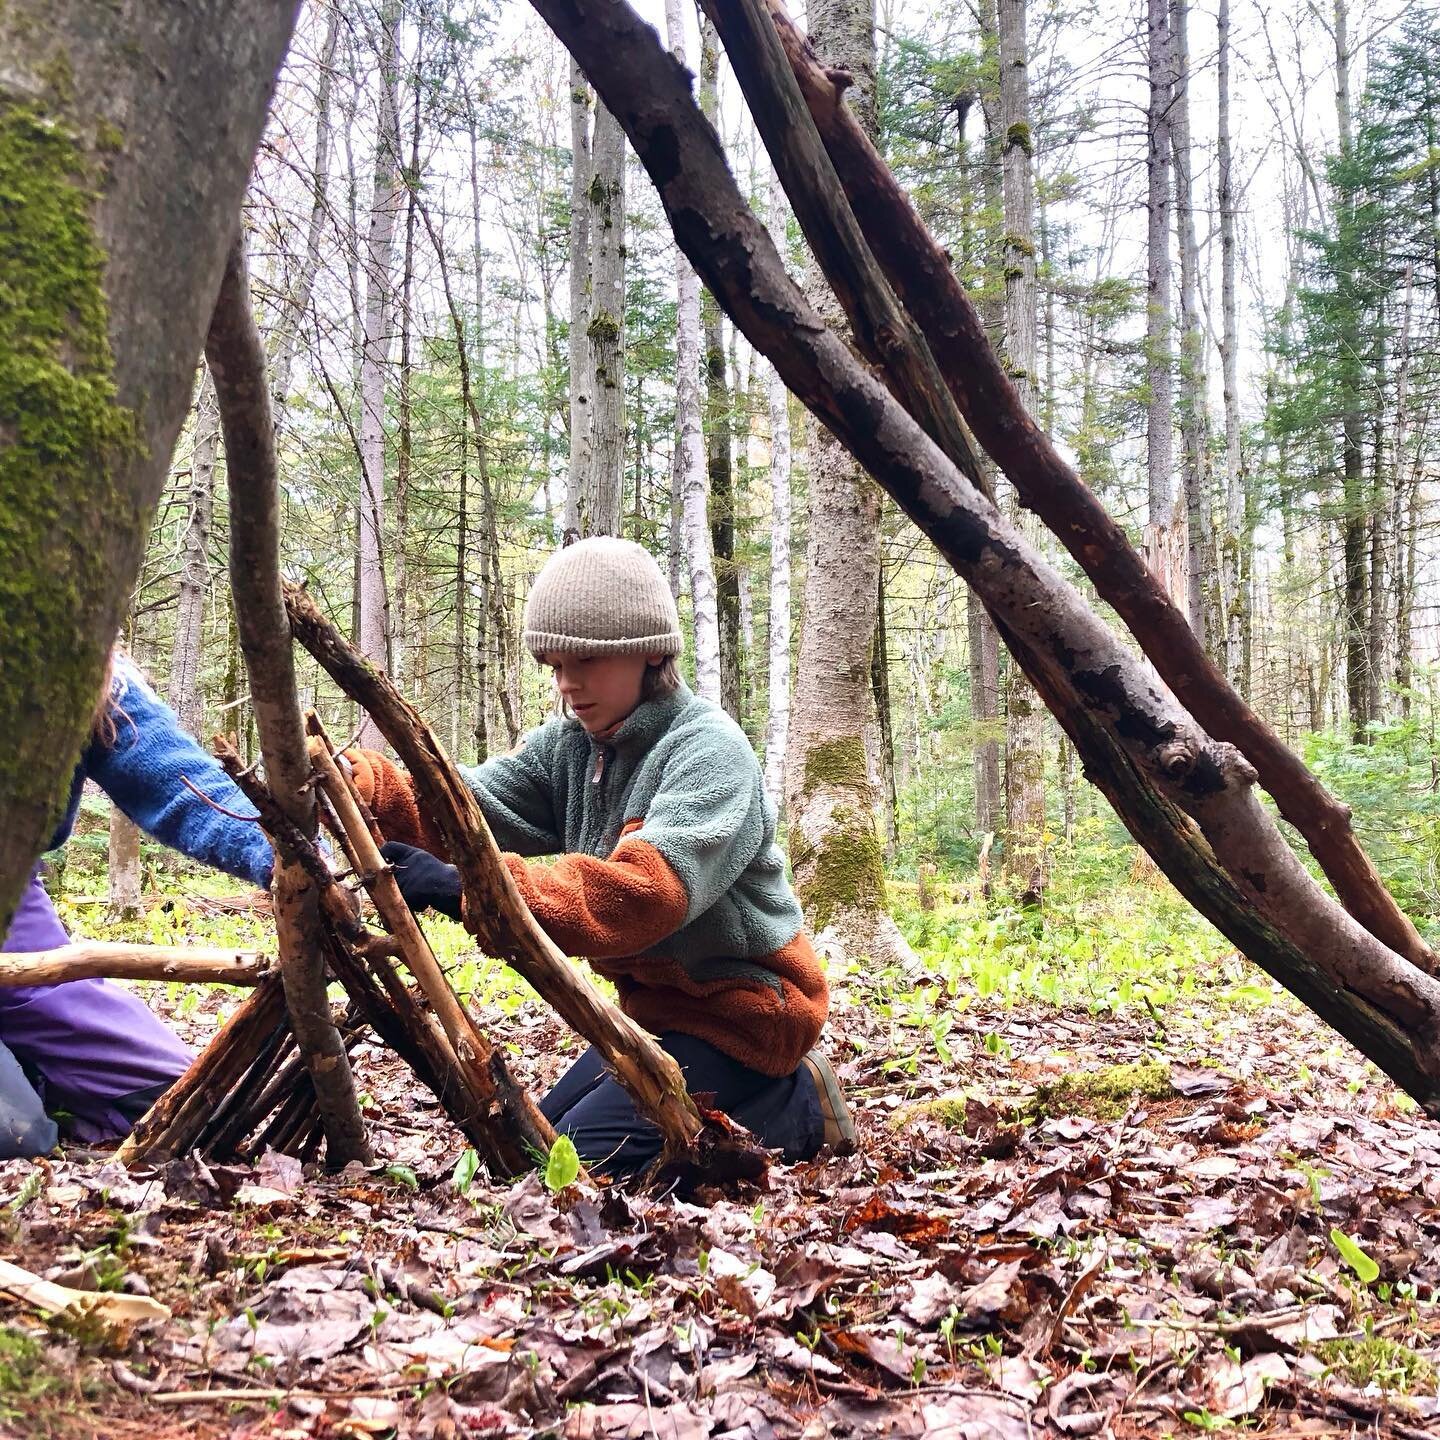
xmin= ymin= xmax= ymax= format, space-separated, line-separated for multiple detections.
xmin=380 ymin=841 xmax=462 ymax=921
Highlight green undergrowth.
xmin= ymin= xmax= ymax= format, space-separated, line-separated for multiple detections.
xmin=882 ymin=875 xmax=1274 ymax=1018
xmin=1316 ymin=1333 xmax=1437 ymax=1394
xmin=0 ymin=1325 xmax=105 ymax=1430
xmin=53 ymin=809 xmax=1279 ymax=1047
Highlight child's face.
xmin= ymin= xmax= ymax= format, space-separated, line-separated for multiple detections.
xmin=542 ymin=651 xmax=664 ymax=735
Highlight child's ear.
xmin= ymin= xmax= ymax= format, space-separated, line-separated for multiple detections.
xmin=645 ymin=652 xmax=665 ymax=666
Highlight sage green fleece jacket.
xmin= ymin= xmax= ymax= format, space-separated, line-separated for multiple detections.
xmin=457 ymin=682 xmax=828 ymax=1075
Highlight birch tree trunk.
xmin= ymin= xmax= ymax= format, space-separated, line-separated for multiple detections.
xmin=664 ymin=0 xmax=722 ymax=704
xmin=1170 ymin=0 xmax=1212 ymax=646
xmin=764 ymin=176 xmax=794 ymax=804
xmin=170 ymin=371 xmax=219 ymax=737
xmin=269 ymin=1 xmax=340 ymax=436
xmin=0 ymin=0 xmax=301 ymax=933
xmin=996 ymin=0 xmax=1046 ymax=902
xmin=1217 ymin=0 xmax=1249 ymax=691
xmin=699 ymin=21 xmax=743 ymax=718
xmin=357 ymin=0 xmax=402 ymax=724
xmin=585 ymin=101 xmax=627 ymax=537
xmin=1145 ymin=0 xmax=1176 ymax=549
xmin=566 ymin=61 xmax=593 ymax=532
xmin=783 ymin=0 xmax=914 ymax=968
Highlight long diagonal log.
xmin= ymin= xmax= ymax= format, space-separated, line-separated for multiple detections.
xmin=526 ymin=0 xmax=1440 ymax=1111
xmin=284 ymin=585 xmax=707 ymax=1156
xmin=0 ymin=944 xmax=267 ymax=987
xmin=306 ymin=721 xmax=557 ymax=1170
xmin=748 ymin=0 xmax=1435 ymax=980
xmin=214 ymin=737 xmax=553 ymax=1175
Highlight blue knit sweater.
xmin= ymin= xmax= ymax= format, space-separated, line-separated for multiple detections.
xmin=47 ymin=661 xmax=274 ymax=887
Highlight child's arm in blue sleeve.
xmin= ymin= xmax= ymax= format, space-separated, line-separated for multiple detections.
xmin=85 ymin=662 xmax=275 ymax=887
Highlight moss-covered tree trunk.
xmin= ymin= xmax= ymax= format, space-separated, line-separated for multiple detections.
xmin=783 ymin=0 xmax=916 ymax=970
xmin=0 ymin=1 xmax=301 ymax=935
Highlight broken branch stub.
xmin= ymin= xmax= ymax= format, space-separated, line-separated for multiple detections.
xmin=283 ymin=583 xmax=708 ymax=1158
xmin=525 ymin=0 xmax=1440 ymax=1113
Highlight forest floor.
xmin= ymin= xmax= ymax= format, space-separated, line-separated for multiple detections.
xmin=3 ymin=870 xmax=1440 ymax=1439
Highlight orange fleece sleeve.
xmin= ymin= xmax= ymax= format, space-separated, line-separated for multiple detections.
xmin=503 ymin=837 xmax=689 ymax=959
xmin=345 ymin=748 xmax=450 ymax=859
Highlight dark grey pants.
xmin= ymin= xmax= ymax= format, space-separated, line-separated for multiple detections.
xmin=541 ymin=1030 xmax=824 ymax=1177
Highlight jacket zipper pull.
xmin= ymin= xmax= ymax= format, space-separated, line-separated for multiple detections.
xmin=592 ymin=747 xmax=606 ymax=785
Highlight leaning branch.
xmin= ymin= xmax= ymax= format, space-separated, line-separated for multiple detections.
xmin=206 ymin=232 xmax=370 ymax=1168
xmin=526 ymin=0 xmax=1440 ymax=1112
xmin=751 ymin=0 xmax=1434 ymax=980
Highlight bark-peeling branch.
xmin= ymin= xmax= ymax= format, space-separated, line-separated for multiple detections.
xmin=525 ymin=0 xmax=1440 ymax=1113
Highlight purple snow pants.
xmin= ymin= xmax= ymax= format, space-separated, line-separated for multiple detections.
xmin=0 ymin=870 xmax=193 ymax=1156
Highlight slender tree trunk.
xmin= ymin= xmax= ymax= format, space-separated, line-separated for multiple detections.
xmin=1332 ymin=0 xmax=1369 ymax=743
xmin=961 ymin=87 xmax=1003 ymax=837
xmin=357 ymin=0 xmax=402 ymax=730
xmin=698 ymin=21 xmax=743 ymax=719
xmin=1145 ymin=0 xmax=1176 ymax=547
xmin=270 ymin=1 xmax=341 ymax=436
xmin=995 ymin=0 xmax=1046 ymax=901
xmin=782 ymin=0 xmax=914 ymax=967
xmin=107 ymin=809 xmax=143 ymax=920
xmin=1170 ymin=0 xmax=1211 ymax=646
xmin=170 ymin=371 xmax=219 ymax=737
xmin=0 ymin=0 xmax=301 ymax=933
xmin=664 ymin=0 xmax=722 ymax=704
xmin=393 ymin=50 xmax=424 ymax=700
xmin=763 ymin=173 xmax=794 ymax=805
xmin=1393 ymin=264 xmax=1417 ymax=709
xmin=585 ymin=101 xmax=627 ymax=537
xmin=872 ymin=570 xmax=899 ymax=847
xmin=1366 ymin=300 xmax=1387 ymax=726
xmin=1217 ymin=0 xmax=1249 ymax=691
xmin=565 ymin=60 xmax=593 ymax=531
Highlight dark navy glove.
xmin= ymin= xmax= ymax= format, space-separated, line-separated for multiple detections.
xmin=380 ymin=841 xmax=462 ymax=921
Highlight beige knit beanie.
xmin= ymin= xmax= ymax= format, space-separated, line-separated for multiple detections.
xmin=523 ymin=537 xmax=683 ymax=658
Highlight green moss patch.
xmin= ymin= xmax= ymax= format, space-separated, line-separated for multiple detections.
xmin=1032 ymin=1061 xmax=1174 ymax=1119
xmin=0 ymin=94 xmax=143 ymax=857
xmin=796 ymin=804 xmax=886 ymax=931
xmin=802 ymin=736 xmax=871 ymax=791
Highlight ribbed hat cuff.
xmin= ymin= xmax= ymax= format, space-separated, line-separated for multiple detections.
xmin=525 ymin=629 xmax=683 ymax=658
